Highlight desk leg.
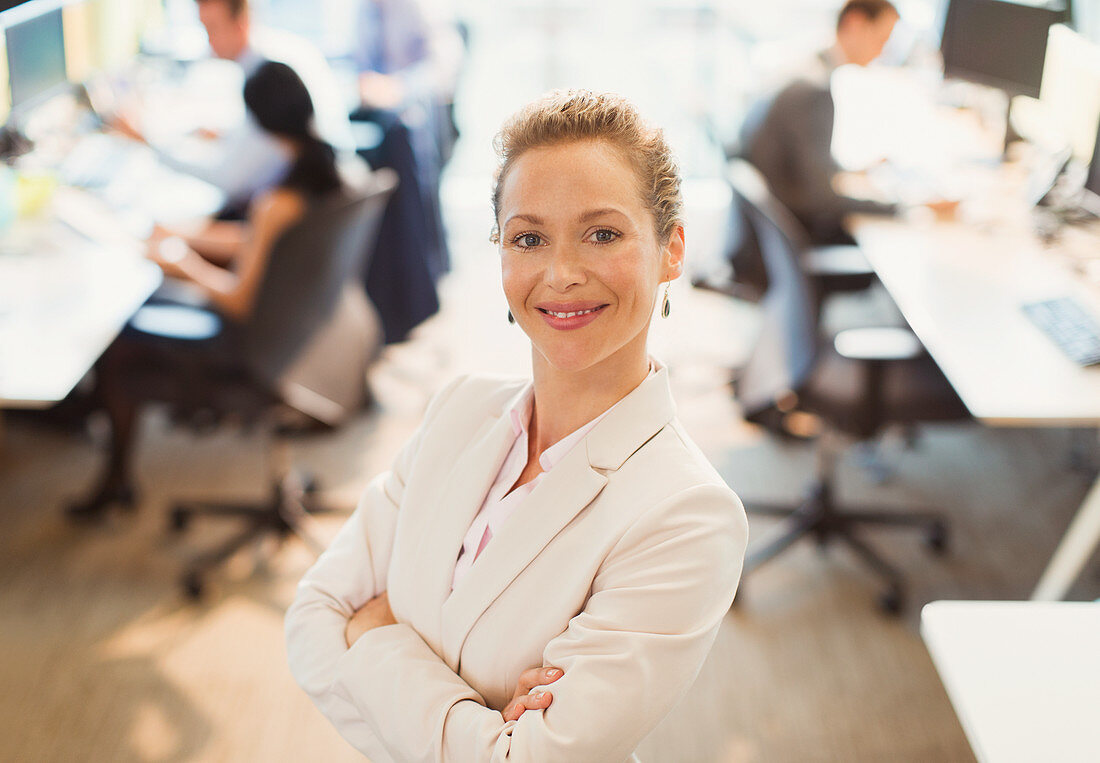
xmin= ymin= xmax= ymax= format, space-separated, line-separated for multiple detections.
xmin=1032 ymin=473 xmax=1100 ymax=600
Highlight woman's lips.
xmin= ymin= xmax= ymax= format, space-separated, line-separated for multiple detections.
xmin=535 ymin=303 xmax=608 ymax=330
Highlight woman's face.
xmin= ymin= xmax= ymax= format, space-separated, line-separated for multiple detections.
xmin=497 ymin=139 xmax=684 ymax=375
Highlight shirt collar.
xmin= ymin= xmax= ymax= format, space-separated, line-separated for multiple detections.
xmin=236 ymin=46 xmax=265 ymax=77
xmin=820 ymin=45 xmax=845 ymax=74
xmin=506 ymin=362 xmax=657 ymax=473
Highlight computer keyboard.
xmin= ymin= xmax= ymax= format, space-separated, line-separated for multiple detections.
xmin=60 ymin=133 xmax=137 ymax=188
xmin=1021 ymin=297 xmax=1100 ymax=367
xmin=50 ymin=187 xmax=140 ymax=245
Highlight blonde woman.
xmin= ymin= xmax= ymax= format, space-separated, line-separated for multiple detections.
xmin=286 ymin=90 xmax=748 ymax=762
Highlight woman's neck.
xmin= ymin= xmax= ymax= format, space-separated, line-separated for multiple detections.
xmin=276 ymin=135 xmax=302 ymax=157
xmin=529 ymin=337 xmax=651 ymax=454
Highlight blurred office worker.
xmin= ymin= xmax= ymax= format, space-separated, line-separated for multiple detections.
xmin=352 ymin=0 xmax=462 ymax=116
xmin=117 ymin=0 xmax=355 ymax=217
xmin=738 ymin=0 xmax=900 ymax=245
xmin=348 ymin=0 xmax=460 ymax=344
xmin=70 ymin=62 xmax=357 ymax=519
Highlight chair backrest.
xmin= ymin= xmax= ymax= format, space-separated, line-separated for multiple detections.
xmin=729 ymin=159 xmax=820 ymax=420
xmin=724 ymin=178 xmax=768 ymax=301
xmin=236 ymin=169 xmax=398 ymax=390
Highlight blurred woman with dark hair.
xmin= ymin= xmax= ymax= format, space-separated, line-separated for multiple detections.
xmin=71 ymin=61 xmax=345 ymax=518
xmin=148 ymin=60 xmax=344 ymax=319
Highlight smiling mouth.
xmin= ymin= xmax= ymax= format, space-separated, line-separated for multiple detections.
xmin=537 ymin=306 xmax=606 ymax=318
xmin=534 ymin=303 xmax=609 ymax=330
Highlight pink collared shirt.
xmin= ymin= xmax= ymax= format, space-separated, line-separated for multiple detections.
xmin=451 ymin=367 xmax=654 ymax=590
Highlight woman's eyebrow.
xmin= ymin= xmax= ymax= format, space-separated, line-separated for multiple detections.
xmin=504 ymin=209 xmax=628 ymax=227
xmin=503 ymin=213 xmax=544 ymax=227
xmin=577 ymin=207 xmax=628 ymax=223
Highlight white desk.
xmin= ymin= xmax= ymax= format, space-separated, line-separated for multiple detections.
xmin=853 ymin=198 xmax=1095 ymax=602
xmin=851 ymin=203 xmax=1100 ymax=602
xmin=0 ymin=201 xmax=162 ymax=408
xmin=0 ymin=64 xmax=229 ymax=412
xmin=921 ymin=600 xmax=1100 ymax=763
xmin=852 ymin=214 xmax=1100 ymax=427
xmin=0 ymin=163 xmax=223 ymax=410
xmin=835 ymin=67 xmax=1100 ymax=601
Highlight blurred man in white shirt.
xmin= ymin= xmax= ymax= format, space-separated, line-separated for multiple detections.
xmin=117 ymin=0 xmax=355 ymax=215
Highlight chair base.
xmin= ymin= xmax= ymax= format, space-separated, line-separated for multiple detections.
xmin=740 ymin=480 xmax=947 ymax=614
xmin=65 ymin=484 xmax=138 ymax=523
xmin=170 ymin=473 xmax=343 ymax=599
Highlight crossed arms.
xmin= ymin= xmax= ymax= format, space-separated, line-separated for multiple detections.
xmin=284 ymin=381 xmax=747 ymax=761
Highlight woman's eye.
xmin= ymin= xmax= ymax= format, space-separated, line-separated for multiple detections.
xmin=590 ymin=229 xmax=617 ymax=244
xmin=515 ymin=233 xmax=542 ymax=248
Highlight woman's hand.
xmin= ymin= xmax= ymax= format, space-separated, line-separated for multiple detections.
xmin=923 ymin=197 xmax=960 ymax=221
xmin=149 ymin=223 xmax=175 ymax=242
xmin=345 ymin=591 xmax=397 ymax=648
xmin=146 ymin=236 xmax=193 ymax=280
xmin=108 ymin=112 xmax=147 ymax=144
xmin=501 ymin=666 xmax=564 ymax=722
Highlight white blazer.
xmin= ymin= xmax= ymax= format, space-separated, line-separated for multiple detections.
xmin=285 ymin=365 xmax=748 ymax=762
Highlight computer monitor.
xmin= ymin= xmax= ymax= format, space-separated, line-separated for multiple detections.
xmin=940 ymin=0 xmax=1070 ymax=98
xmin=1040 ymin=24 xmax=1100 ymax=165
xmin=4 ymin=5 xmax=66 ymax=110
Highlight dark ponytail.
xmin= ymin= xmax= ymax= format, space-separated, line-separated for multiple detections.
xmin=282 ymin=134 xmax=341 ymax=195
xmin=243 ymin=61 xmax=343 ymax=196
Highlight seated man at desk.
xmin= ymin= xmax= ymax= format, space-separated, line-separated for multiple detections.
xmin=69 ymin=62 xmax=348 ymax=519
xmin=115 ymin=0 xmax=354 ymax=219
xmin=738 ymin=0 xmax=901 ymax=245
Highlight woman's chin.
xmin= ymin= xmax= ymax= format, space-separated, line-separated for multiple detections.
xmin=532 ymin=344 xmax=604 ymax=375
xmin=531 ymin=331 xmax=651 ymax=377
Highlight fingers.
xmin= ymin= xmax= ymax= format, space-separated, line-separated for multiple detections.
xmin=501 ymin=666 xmax=564 ymax=723
xmin=516 ymin=666 xmax=563 ymax=696
xmin=501 ymin=689 xmax=553 ymax=722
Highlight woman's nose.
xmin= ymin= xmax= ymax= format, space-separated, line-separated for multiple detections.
xmin=545 ymin=244 xmax=586 ymax=291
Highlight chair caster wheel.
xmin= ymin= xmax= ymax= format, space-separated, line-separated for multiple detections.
xmin=925 ymin=521 xmax=948 ymax=554
xmin=878 ymin=587 xmax=903 ymax=616
xmin=182 ymin=571 xmax=204 ymax=600
xmin=170 ymin=507 xmax=191 ymax=532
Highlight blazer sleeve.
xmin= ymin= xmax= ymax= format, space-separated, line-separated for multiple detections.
xmin=283 ymin=375 xmax=466 ymax=753
xmin=326 ymin=482 xmax=749 ymax=762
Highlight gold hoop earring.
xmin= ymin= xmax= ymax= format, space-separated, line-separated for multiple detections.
xmin=661 ymin=283 xmax=671 ymax=318
xmin=507 ymin=310 xmax=515 ymax=324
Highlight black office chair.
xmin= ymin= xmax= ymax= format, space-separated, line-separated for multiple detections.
xmin=695 ymin=119 xmax=877 ymax=317
xmin=695 ymin=165 xmax=876 ymax=318
xmin=729 ymin=160 xmax=970 ymax=613
xmin=160 ymin=171 xmax=398 ymax=597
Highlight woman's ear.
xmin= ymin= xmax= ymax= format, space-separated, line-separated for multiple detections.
xmin=662 ymin=224 xmax=686 ymax=282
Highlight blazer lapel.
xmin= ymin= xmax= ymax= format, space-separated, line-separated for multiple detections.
xmin=439 ymin=443 xmax=608 ymax=668
xmin=438 ymin=364 xmax=677 ymax=668
xmin=411 ymin=387 xmax=527 ymax=654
